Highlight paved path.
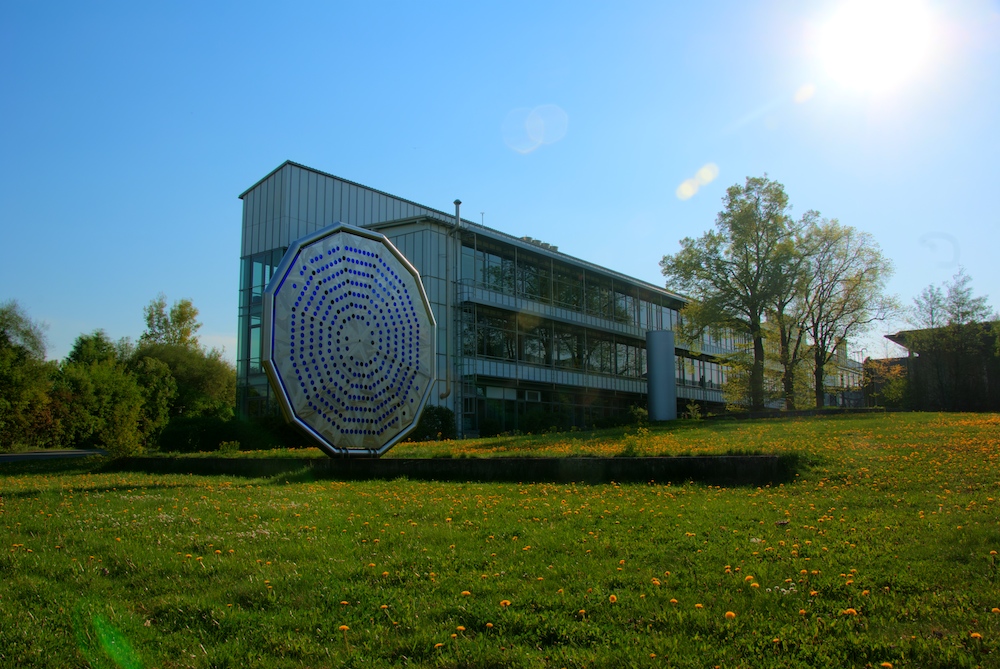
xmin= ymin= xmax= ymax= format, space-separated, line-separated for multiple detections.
xmin=0 ymin=449 xmax=105 ymax=463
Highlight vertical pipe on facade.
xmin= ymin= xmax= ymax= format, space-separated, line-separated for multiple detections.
xmin=439 ymin=200 xmax=461 ymax=399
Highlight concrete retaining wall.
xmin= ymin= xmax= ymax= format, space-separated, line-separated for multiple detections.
xmin=113 ymin=455 xmax=795 ymax=486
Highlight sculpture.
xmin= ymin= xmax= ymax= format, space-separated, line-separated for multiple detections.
xmin=262 ymin=223 xmax=436 ymax=456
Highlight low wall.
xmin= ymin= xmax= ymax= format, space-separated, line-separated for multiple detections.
xmin=112 ymin=455 xmax=795 ymax=486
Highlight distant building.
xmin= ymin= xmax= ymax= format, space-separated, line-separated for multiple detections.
xmin=237 ymin=161 xmax=736 ymax=434
xmin=886 ymin=323 xmax=1000 ymax=411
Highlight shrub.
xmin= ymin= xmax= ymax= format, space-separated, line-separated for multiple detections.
xmin=406 ymin=405 xmax=457 ymax=442
xmin=218 ymin=440 xmax=240 ymax=454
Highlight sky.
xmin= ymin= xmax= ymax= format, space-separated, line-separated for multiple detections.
xmin=2 ymin=0 xmax=998 ymax=363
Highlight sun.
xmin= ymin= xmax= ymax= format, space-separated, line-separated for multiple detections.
xmin=817 ymin=0 xmax=937 ymax=94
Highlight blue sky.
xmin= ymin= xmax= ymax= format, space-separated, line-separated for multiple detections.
xmin=2 ymin=0 xmax=998 ymax=362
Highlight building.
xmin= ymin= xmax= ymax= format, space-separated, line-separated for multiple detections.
xmin=238 ymin=161 xmax=734 ymax=435
xmin=885 ymin=323 xmax=1000 ymax=411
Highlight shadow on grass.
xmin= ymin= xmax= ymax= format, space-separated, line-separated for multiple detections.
xmin=106 ymin=452 xmax=801 ymax=487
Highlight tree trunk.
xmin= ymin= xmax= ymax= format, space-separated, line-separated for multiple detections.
xmin=782 ymin=368 xmax=796 ymax=411
xmin=813 ymin=347 xmax=826 ymax=408
xmin=750 ymin=318 xmax=766 ymax=411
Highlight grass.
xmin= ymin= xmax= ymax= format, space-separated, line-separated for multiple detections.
xmin=1 ymin=412 xmax=999 ymax=668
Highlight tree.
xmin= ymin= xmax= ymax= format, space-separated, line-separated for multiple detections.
xmin=765 ymin=210 xmax=819 ymax=410
xmin=127 ymin=355 xmax=177 ymax=446
xmin=140 ymin=293 xmax=202 ymax=348
xmin=863 ymin=358 xmax=907 ymax=408
xmin=801 ymin=220 xmax=896 ymax=408
xmin=137 ymin=344 xmax=235 ymax=420
xmin=52 ymin=330 xmax=150 ymax=457
xmin=66 ymin=329 xmax=119 ymax=366
xmin=661 ymin=176 xmax=798 ymax=411
xmin=0 ymin=300 xmax=55 ymax=451
xmin=53 ymin=358 xmax=145 ymax=457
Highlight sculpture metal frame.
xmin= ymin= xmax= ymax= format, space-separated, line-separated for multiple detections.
xmin=262 ymin=223 xmax=436 ymax=457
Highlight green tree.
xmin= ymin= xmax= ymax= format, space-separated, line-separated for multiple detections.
xmin=66 ymin=329 xmax=119 ymax=366
xmin=137 ymin=343 xmax=235 ymax=420
xmin=661 ymin=176 xmax=798 ymax=411
xmin=0 ymin=300 xmax=54 ymax=451
xmin=53 ymin=338 xmax=146 ymax=457
xmin=127 ymin=355 xmax=177 ymax=446
xmin=800 ymin=220 xmax=895 ymax=408
xmin=140 ymin=293 xmax=202 ymax=348
xmin=765 ymin=211 xmax=818 ymax=410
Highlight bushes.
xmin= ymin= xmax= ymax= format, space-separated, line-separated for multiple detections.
xmin=406 ymin=405 xmax=457 ymax=442
xmin=156 ymin=414 xmax=310 ymax=453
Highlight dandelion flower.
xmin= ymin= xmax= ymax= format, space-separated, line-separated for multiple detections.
xmin=842 ymin=608 xmax=858 ymax=616
xmin=725 ymin=611 xmax=736 ymax=620
xmin=500 ymin=599 xmax=511 ymax=607
xmin=486 ymin=622 xmax=493 ymax=628
xmin=339 ymin=625 xmax=349 ymax=631
xmin=456 ymin=626 xmax=465 ymax=632
xmin=880 ymin=663 xmax=894 ymax=668
xmin=609 ymin=594 xmax=617 ymax=603
xmin=434 ymin=643 xmax=445 ymax=649
xmin=461 ymin=591 xmax=471 ymax=596
xmin=971 ymin=632 xmax=983 ymax=639
xmin=695 ymin=603 xmax=704 ymax=609
xmin=669 ymin=599 xmax=678 ymax=605
xmin=992 ymin=608 xmax=1000 ymax=614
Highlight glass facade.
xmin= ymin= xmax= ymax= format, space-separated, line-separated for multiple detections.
xmin=453 ymin=231 xmax=724 ymax=434
xmin=236 ymin=247 xmax=286 ymax=417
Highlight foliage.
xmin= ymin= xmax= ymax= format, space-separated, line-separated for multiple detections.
xmin=3 ymin=413 xmax=999 ymax=668
xmin=0 ymin=300 xmax=54 ymax=452
xmin=52 ymin=356 xmax=145 ymax=457
xmin=156 ymin=415 xmax=243 ymax=453
xmin=127 ymin=355 xmax=177 ymax=447
xmin=628 ymin=404 xmax=648 ymax=426
xmin=218 ymin=440 xmax=241 ymax=454
xmin=800 ymin=220 xmax=896 ymax=408
xmin=765 ymin=211 xmax=816 ymax=410
xmin=137 ymin=343 xmax=235 ymax=420
xmin=661 ymin=176 xmax=798 ymax=411
xmin=407 ymin=405 xmax=458 ymax=442
xmin=862 ymin=358 xmax=907 ymax=408
xmin=140 ymin=293 xmax=202 ymax=349
xmin=684 ymin=400 xmax=703 ymax=420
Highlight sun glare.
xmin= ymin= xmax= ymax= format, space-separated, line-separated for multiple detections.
xmin=818 ymin=0 xmax=936 ymax=94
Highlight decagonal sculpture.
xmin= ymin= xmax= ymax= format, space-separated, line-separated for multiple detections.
xmin=262 ymin=223 xmax=436 ymax=456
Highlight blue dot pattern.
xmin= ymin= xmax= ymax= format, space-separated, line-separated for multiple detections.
xmin=268 ymin=229 xmax=433 ymax=453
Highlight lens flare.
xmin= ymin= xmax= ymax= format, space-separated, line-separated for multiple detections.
xmin=794 ymin=84 xmax=817 ymax=103
xmin=503 ymin=104 xmax=569 ymax=154
xmin=676 ymin=163 xmax=719 ymax=200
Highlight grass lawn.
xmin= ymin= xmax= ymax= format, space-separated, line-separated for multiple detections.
xmin=1 ymin=412 xmax=998 ymax=668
